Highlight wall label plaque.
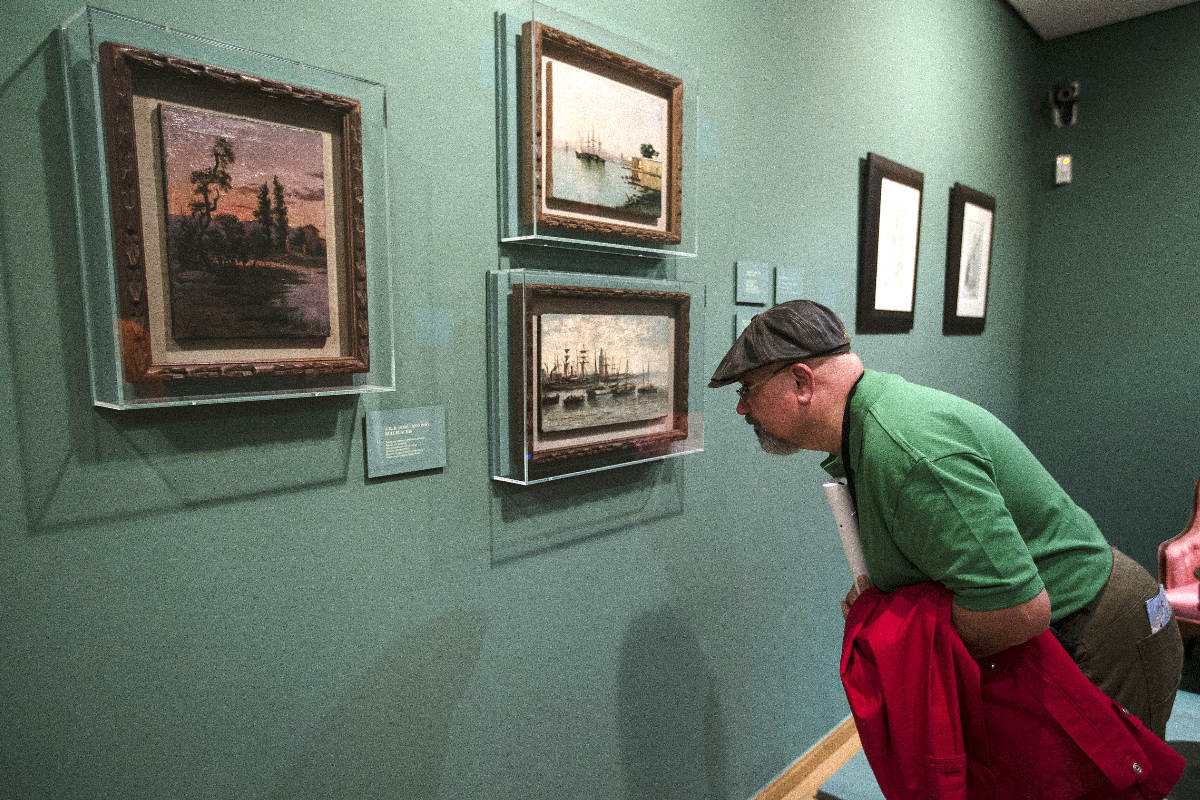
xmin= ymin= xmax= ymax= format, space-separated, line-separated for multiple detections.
xmin=735 ymin=261 xmax=770 ymax=305
xmin=735 ymin=310 xmax=755 ymax=341
xmin=774 ymin=266 xmax=803 ymax=304
xmin=365 ymin=407 xmax=446 ymax=478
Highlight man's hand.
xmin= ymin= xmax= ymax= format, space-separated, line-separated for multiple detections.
xmin=841 ymin=574 xmax=873 ymax=619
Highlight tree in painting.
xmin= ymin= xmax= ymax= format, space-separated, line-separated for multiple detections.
xmin=271 ymin=175 xmax=289 ymax=251
xmin=158 ymin=103 xmax=331 ymax=340
xmin=253 ymin=181 xmax=273 ymax=261
xmin=188 ymin=136 xmax=234 ymax=241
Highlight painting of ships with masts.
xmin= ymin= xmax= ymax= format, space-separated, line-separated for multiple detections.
xmin=537 ymin=313 xmax=672 ymax=433
xmin=547 ymin=58 xmax=668 ymax=222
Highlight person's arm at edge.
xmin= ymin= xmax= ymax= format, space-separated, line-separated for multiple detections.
xmin=842 ymin=579 xmax=1051 ymax=658
xmin=888 ymin=456 xmax=1052 ymax=658
xmin=950 ymin=589 xmax=1051 ymax=658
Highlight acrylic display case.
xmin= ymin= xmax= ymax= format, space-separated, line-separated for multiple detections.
xmin=60 ymin=6 xmax=394 ymax=408
xmin=496 ymin=1 xmax=699 ymax=258
xmin=488 ymin=269 xmax=704 ymax=484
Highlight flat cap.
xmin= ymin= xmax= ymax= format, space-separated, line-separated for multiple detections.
xmin=708 ymin=300 xmax=850 ymax=387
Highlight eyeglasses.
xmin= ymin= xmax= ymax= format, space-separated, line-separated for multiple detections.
xmin=735 ymin=362 xmax=793 ymax=400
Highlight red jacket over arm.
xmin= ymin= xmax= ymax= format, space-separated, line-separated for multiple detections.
xmin=841 ymin=583 xmax=1183 ymax=799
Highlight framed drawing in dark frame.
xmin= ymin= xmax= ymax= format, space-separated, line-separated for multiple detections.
xmin=857 ymin=152 xmax=924 ymax=333
xmin=97 ymin=41 xmax=369 ymax=383
xmin=943 ymin=183 xmax=995 ymax=335
xmin=513 ymin=283 xmax=690 ymax=466
xmin=519 ymin=22 xmax=683 ymax=245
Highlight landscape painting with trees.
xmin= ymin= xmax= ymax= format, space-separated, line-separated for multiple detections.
xmin=157 ymin=104 xmax=331 ymax=340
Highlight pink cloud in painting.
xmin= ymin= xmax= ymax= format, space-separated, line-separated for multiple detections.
xmin=159 ymin=104 xmax=327 ymax=233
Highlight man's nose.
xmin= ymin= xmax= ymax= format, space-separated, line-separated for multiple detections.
xmin=736 ymin=395 xmax=749 ymax=415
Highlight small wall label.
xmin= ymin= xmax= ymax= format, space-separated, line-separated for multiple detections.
xmin=366 ymin=406 xmax=446 ymax=478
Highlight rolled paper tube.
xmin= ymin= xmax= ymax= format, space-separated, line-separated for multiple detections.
xmin=823 ymin=479 xmax=869 ymax=581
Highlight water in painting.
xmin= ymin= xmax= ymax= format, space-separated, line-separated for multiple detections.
xmin=537 ymin=313 xmax=672 ymax=433
xmin=158 ymin=104 xmax=331 ymax=340
xmin=545 ymin=58 xmax=667 ymax=220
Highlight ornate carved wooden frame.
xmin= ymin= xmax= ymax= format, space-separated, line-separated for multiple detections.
xmin=513 ymin=283 xmax=690 ymax=467
xmin=97 ymin=41 xmax=369 ymax=383
xmin=519 ymin=23 xmax=683 ymax=245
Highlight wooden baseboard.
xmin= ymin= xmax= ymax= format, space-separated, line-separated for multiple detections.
xmin=754 ymin=716 xmax=861 ymax=800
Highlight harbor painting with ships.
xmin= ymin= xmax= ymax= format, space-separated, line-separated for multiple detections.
xmin=546 ymin=59 xmax=667 ymax=222
xmin=536 ymin=312 xmax=673 ymax=433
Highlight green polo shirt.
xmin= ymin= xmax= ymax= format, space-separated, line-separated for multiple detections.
xmin=821 ymin=370 xmax=1111 ymax=620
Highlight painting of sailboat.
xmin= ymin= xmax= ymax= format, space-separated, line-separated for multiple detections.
xmin=545 ymin=59 xmax=667 ymax=222
xmin=536 ymin=313 xmax=673 ymax=433
xmin=523 ymin=22 xmax=683 ymax=245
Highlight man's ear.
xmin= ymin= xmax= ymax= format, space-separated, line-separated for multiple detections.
xmin=788 ymin=363 xmax=816 ymax=404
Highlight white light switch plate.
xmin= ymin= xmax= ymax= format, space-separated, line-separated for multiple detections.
xmin=1055 ymin=154 xmax=1072 ymax=184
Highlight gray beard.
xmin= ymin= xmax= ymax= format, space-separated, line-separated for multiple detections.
xmin=747 ymin=416 xmax=801 ymax=455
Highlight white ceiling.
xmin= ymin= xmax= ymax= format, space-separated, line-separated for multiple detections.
xmin=1004 ymin=0 xmax=1198 ymax=39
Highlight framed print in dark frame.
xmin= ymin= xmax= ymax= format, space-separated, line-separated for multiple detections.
xmin=519 ymin=21 xmax=684 ymax=245
xmin=943 ymin=183 xmax=995 ymax=335
xmin=98 ymin=41 xmax=370 ymax=383
xmin=513 ymin=283 xmax=690 ymax=466
xmin=857 ymin=152 xmax=924 ymax=333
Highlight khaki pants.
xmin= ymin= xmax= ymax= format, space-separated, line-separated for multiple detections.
xmin=1051 ymin=547 xmax=1184 ymax=738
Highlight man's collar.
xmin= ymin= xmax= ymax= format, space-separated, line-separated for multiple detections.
xmin=847 ymin=368 xmax=886 ymax=411
xmin=821 ymin=369 xmax=878 ymax=476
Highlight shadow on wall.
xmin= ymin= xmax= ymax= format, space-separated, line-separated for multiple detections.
xmin=618 ymin=607 xmax=729 ymax=799
xmin=263 ymin=608 xmax=487 ymax=800
xmin=489 ymin=457 xmax=684 ymax=563
xmin=498 ymin=245 xmax=675 ymax=282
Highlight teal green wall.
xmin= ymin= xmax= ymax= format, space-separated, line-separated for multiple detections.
xmin=1021 ymin=3 xmax=1200 ymax=568
xmin=2 ymin=1 xmax=1042 ymax=798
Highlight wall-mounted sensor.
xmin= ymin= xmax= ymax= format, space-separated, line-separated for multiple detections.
xmin=1055 ymin=155 xmax=1072 ymax=185
xmin=1051 ymin=81 xmax=1079 ymax=127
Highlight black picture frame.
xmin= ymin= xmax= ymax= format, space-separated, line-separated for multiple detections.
xmin=943 ymin=183 xmax=996 ymax=335
xmin=857 ymin=152 xmax=924 ymax=334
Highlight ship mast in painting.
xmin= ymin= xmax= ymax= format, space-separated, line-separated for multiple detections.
xmin=575 ymin=127 xmax=604 ymax=164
